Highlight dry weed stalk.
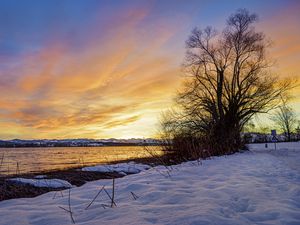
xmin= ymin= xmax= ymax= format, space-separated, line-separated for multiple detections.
xmin=103 ymin=187 xmax=117 ymax=207
xmin=0 ymin=153 xmax=4 ymax=173
xmin=130 ymin=191 xmax=139 ymax=200
xmin=58 ymin=189 xmax=75 ymax=224
xmin=85 ymin=186 xmax=105 ymax=210
xmin=144 ymin=146 xmax=173 ymax=178
xmin=85 ymin=178 xmax=116 ymax=210
xmin=15 ymin=162 xmax=20 ymax=176
xmin=53 ymin=190 xmax=64 ymax=199
xmin=111 ymin=178 xmax=115 ymax=207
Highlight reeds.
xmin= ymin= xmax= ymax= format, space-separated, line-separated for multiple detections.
xmin=0 ymin=153 xmax=4 ymax=173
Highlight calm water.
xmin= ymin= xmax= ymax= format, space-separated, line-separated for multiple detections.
xmin=0 ymin=146 xmax=162 ymax=175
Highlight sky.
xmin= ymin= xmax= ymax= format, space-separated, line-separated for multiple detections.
xmin=0 ymin=0 xmax=299 ymax=139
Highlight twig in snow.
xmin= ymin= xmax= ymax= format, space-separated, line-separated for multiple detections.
xmin=111 ymin=178 xmax=115 ymax=208
xmin=59 ymin=206 xmax=70 ymax=212
xmin=58 ymin=189 xmax=75 ymax=224
xmin=103 ymin=188 xmax=117 ymax=207
xmin=53 ymin=190 xmax=64 ymax=199
xmin=152 ymin=167 xmax=172 ymax=178
xmin=130 ymin=191 xmax=139 ymax=200
xmin=68 ymin=189 xmax=75 ymax=224
xmin=101 ymin=204 xmax=111 ymax=209
xmin=85 ymin=186 xmax=105 ymax=210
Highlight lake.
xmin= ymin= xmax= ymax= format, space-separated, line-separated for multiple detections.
xmin=0 ymin=146 xmax=162 ymax=175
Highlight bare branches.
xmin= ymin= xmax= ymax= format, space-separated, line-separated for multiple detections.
xmin=227 ymin=9 xmax=258 ymax=33
xmin=161 ymin=9 xmax=294 ymax=156
xmin=271 ymin=101 xmax=298 ymax=141
xmin=182 ymin=9 xmax=291 ymax=129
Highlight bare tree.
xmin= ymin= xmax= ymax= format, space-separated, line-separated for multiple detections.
xmin=271 ymin=102 xmax=297 ymax=141
xmin=162 ymin=9 xmax=293 ymax=157
xmin=296 ymin=124 xmax=300 ymax=140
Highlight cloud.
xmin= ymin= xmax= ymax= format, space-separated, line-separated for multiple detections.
xmin=1 ymin=1 xmax=299 ymax=139
xmin=0 ymin=4 xmax=182 ymax=139
xmin=259 ymin=2 xmax=300 ymax=104
xmin=260 ymin=2 xmax=300 ymax=76
xmin=102 ymin=115 xmax=142 ymax=129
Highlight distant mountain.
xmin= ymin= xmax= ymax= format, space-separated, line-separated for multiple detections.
xmin=0 ymin=138 xmax=162 ymax=148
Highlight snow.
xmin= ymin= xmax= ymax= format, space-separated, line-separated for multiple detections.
xmin=82 ymin=162 xmax=152 ymax=174
xmin=248 ymin=142 xmax=300 ymax=151
xmin=0 ymin=142 xmax=299 ymax=225
xmin=34 ymin=175 xmax=47 ymax=179
xmin=248 ymin=142 xmax=300 ymax=173
xmin=9 ymin=178 xmax=72 ymax=188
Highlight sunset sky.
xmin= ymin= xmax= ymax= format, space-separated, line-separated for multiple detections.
xmin=0 ymin=0 xmax=299 ymax=139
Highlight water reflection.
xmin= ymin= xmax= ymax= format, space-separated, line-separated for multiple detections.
xmin=0 ymin=146 xmax=162 ymax=175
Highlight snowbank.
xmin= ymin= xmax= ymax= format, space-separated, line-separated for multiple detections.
xmin=34 ymin=175 xmax=47 ymax=179
xmin=248 ymin=142 xmax=300 ymax=151
xmin=9 ymin=178 xmax=72 ymax=188
xmin=82 ymin=162 xmax=151 ymax=174
xmin=1 ymin=143 xmax=299 ymax=225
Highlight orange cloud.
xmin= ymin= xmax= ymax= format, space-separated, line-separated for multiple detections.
xmin=1 ymin=2 xmax=299 ymax=139
xmin=0 ymin=5 xmax=182 ymax=139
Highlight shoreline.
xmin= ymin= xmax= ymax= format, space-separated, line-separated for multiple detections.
xmin=0 ymin=155 xmax=164 ymax=202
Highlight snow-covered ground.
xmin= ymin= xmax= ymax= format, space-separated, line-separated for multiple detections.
xmin=0 ymin=142 xmax=299 ymax=225
xmin=9 ymin=178 xmax=73 ymax=188
xmin=82 ymin=161 xmax=151 ymax=174
xmin=248 ymin=142 xmax=300 ymax=174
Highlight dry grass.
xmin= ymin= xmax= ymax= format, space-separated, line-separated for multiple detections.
xmin=0 ymin=179 xmax=65 ymax=201
xmin=0 ymin=169 xmax=124 ymax=202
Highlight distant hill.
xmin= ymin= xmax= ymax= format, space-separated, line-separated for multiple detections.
xmin=0 ymin=138 xmax=162 ymax=148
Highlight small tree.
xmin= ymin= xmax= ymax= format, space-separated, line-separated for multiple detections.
xmin=161 ymin=9 xmax=293 ymax=158
xmin=271 ymin=103 xmax=297 ymax=141
xmin=296 ymin=124 xmax=300 ymax=140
